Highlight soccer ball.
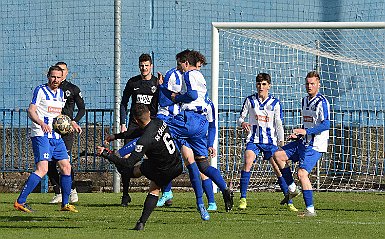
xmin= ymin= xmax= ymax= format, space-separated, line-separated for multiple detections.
xmin=53 ymin=114 xmax=73 ymax=135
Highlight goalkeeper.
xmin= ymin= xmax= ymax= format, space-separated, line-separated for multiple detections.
xmin=238 ymin=73 xmax=298 ymax=212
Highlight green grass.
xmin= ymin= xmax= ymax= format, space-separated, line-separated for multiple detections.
xmin=1 ymin=191 xmax=384 ymax=239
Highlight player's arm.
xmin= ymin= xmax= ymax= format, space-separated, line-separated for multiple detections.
xmin=120 ymin=80 xmax=133 ymax=131
xmin=71 ymin=86 xmax=85 ymax=133
xmin=304 ymin=98 xmax=331 ymax=135
xmin=238 ymin=97 xmax=251 ymax=131
xmin=274 ymin=101 xmax=285 ymax=146
xmin=28 ymin=103 xmax=51 ymax=133
xmin=172 ymin=73 xmax=198 ymax=103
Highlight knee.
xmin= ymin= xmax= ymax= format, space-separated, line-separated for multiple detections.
xmin=60 ymin=162 xmax=72 ymax=175
xmin=195 ymin=157 xmax=210 ymax=173
xmin=297 ymin=169 xmax=308 ymax=181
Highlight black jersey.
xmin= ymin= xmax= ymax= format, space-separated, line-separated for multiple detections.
xmin=126 ymin=118 xmax=181 ymax=173
xmin=120 ymin=75 xmax=158 ymax=124
xmin=60 ymin=79 xmax=86 ymax=122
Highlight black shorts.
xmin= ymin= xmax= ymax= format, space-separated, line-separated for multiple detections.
xmin=140 ymin=161 xmax=183 ymax=187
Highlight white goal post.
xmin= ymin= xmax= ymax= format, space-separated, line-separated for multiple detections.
xmin=211 ymin=22 xmax=385 ymax=192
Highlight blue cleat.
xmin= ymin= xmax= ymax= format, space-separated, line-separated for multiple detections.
xmin=156 ymin=191 xmax=173 ymax=207
xmin=197 ymin=204 xmax=210 ymax=221
xmin=207 ymin=202 xmax=217 ymax=211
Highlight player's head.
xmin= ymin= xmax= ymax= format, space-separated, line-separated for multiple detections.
xmin=132 ymin=103 xmax=151 ymax=128
xmin=176 ymin=49 xmax=191 ymax=71
xmin=55 ymin=62 xmax=69 ymax=80
xmin=47 ymin=65 xmax=64 ymax=90
xmin=255 ymin=73 xmax=271 ymax=95
xmin=305 ymin=71 xmax=321 ymax=97
xmin=139 ymin=53 xmax=153 ymax=79
xmin=192 ymin=51 xmax=207 ymax=70
xmin=177 ymin=49 xmax=200 ymax=72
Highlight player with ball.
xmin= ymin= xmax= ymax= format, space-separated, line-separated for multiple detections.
xmin=14 ymin=65 xmax=78 ymax=213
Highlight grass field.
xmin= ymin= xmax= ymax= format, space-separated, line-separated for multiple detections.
xmin=1 ymin=191 xmax=384 ymax=239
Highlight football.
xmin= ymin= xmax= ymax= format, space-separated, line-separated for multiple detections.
xmin=52 ymin=114 xmax=73 ymax=135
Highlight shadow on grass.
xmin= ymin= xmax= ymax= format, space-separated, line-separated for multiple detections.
xmin=0 ymin=215 xmax=71 ymax=222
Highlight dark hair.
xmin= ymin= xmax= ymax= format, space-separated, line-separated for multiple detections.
xmin=139 ymin=54 xmax=152 ymax=64
xmin=191 ymin=50 xmax=207 ymax=66
xmin=132 ymin=103 xmax=150 ymax=121
xmin=306 ymin=71 xmax=320 ymax=81
xmin=256 ymin=73 xmax=271 ymax=84
xmin=47 ymin=65 xmax=63 ymax=77
xmin=176 ymin=49 xmax=191 ymax=62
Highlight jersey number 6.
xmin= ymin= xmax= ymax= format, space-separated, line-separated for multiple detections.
xmin=163 ymin=132 xmax=176 ymax=154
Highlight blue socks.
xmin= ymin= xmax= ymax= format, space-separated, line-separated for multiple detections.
xmin=277 ymin=176 xmax=293 ymax=204
xmin=163 ymin=181 xmax=172 ymax=193
xmin=203 ymin=166 xmax=227 ymax=192
xmin=303 ymin=189 xmax=314 ymax=208
xmin=60 ymin=174 xmax=72 ymax=207
xmin=187 ymin=162 xmax=204 ymax=205
xmin=202 ymin=178 xmax=215 ymax=204
xmin=281 ymin=167 xmax=294 ymax=186
xmin=240 ymin=170 xmax=251 ymax=198
xmin=17 ymin=173 xmax=41 ymax=204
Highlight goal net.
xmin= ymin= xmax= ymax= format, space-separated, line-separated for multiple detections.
xmin=211 ymin=22 xmax=385 ymax=192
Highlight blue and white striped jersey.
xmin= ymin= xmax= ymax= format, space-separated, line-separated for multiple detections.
xmin=30 ymin=84 xmax=65 ymax=139
xmin=301 ymin=93 xmax=330 ymax=152
xmin=157 ymin=67 xmax=182 ymax=117
xmin=178 ymin=70 xmax=208 ymax=113
xmin=238 ymin=94 xmax=284 ymax=145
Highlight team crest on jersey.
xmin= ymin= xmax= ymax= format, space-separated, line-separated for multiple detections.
xmin=135 ymin=144 xmax=143 ymax=153
xmin=65 ymin=90 xmax=71 ymax=98
xmin=151 ymin=86 xmax=157 ymax=93
xmin=265 ymin=105 xmax=272 ymax=111
xmin=79 ymin=92 xmax=83 ymax=98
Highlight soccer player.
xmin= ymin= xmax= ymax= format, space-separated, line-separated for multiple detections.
xmin=14 ymin=65 xmax=78 ymax=213
xmin=48 ymin=62 xmax=85 ymax=204
xmin=273 ymin=71 xmax=330 ymax=217
xmin=105 ymin=53 xmax=159 ymax=206
xmin=167 ymin=50 xmax=233 ymax=216
xmin=97 ymin=104 xmax=183 ymax=231
xmin=238 ymin=73 xmax=298 ymax=211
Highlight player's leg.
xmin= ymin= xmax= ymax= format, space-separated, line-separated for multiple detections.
xmin=47 ymin=160 xmax=62 ymax=203
xmin=239 ymin=143 xmax=258 ymax=209
xmin=201 ymin=173 xmax=217 ymax=211
xmin=134 ymin=180 xmax=160 ymax=231
xmin=53 ymin=138 xmax=77 ymax=212
xmin=270 ymin=158 xmax=298 ymax=212
xmin=15 ymin=136 xmax=50 ymax=212
xmin=274 ymin=141 xmax=301 ymax=205
xmin=156 ymin=181 xmax=173 ymax=207
xmin=297 ymin=147 xmax=322 ymax=217
xmin=15 ymin=160 xmax=49 ymax=212
xmin=62 ymin=132 xmax=79 ymax=203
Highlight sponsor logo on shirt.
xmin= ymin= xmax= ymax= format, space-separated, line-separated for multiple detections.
xmin=136 ymin=94 xmax=153 ymax=104
xmin=151 ymin=86 xmax=157 ymax=93
xmin=304 ymin=116 xmax=313 ymax=122
xmin=48 ymin=106 xmax=62 ymax=114
xmin=256 ymin=114 xmax=270 ymax=122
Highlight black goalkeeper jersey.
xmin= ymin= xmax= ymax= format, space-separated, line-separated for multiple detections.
xmin=120 ymin=75 xmax=158 ymax=124
xmin=126 ymin=118 xmax=181 ymax=172
xmin=60 ymin=79 xmax=86 ymax=122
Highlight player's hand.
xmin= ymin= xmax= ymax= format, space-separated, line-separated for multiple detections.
xmin=171 ymin=93 xmax=177 ymax=102
xmin=278 ymin=141 xmax=284 ymax=147
xmin=96 ymin=146 xmax=105 ymax=156
xmin=241 ymin=122 xmax=251 ymax=132
xmin=293 ymin=128 xmax=306 ymax=136
xmin=120 ymin=124 xmax=127 ymax=132
xmin=40 ymin=122 xmax=52 ymax=133
xmin=157 ymin=72 xmax=164 ymax=85
xmin=208 ymin=147 xmax=217 ymax=158
xmin=71 ymin=121 xmax=82 ymax=134
xmin=104 ymin=134 xmax=115 ymax=144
